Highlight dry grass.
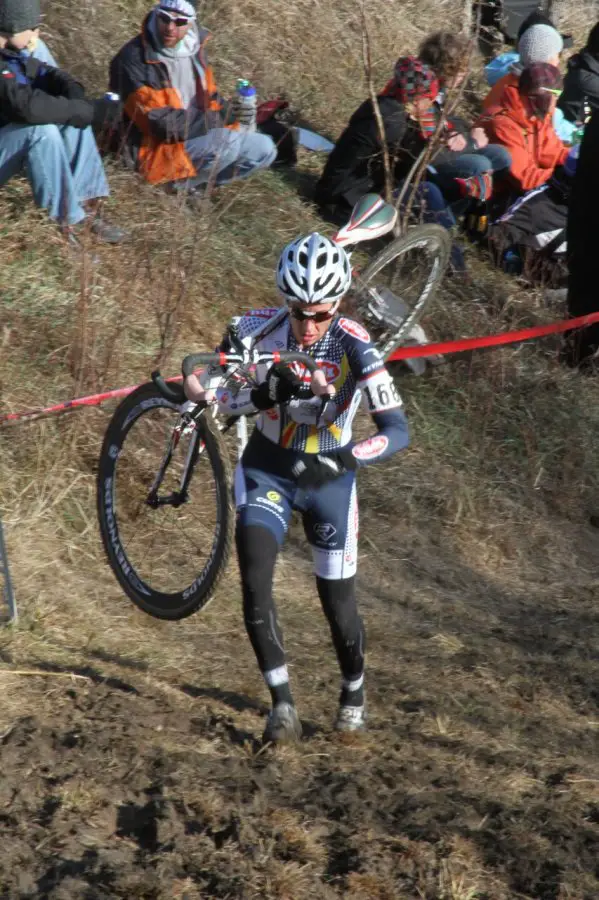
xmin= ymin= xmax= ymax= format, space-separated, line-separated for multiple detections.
xmin=1 ymin=0 xmax=599 ymax=898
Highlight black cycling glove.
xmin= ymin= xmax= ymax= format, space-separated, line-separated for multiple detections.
xmin=292 ymin=448 xmax=358 ymax=489
xmin=251 ymin=362 xmax=304 ymax=410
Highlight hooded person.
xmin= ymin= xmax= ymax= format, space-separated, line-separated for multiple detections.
xmin=108 ymin=0 xmax=278 ymax=193
xmin=558 ymin=21 xmax=599 ymax=124
xmin=0 ymin=0 xmax=128 ymax=242
xmin=478 ymin=63 xmax=569 ymax=196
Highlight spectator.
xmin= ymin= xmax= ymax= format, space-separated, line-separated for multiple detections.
xmin=108 ymin=0 xmax=277 ymax=194
xmin=558 ymin=22 xmax=599 ymax=124
xmin=478 ymin=63 xmax=568 ymax=197
xmin=417 ymin=32 xmax=511 ymax=206
xmin=0 ymin=0 xmax=128 ymax=243
xmin=482 ymin=14 xmax=564 ymax=113
xmin=561 ymin=110 xmax=599 ymax=369
xmin=314 ymin=48 xmax=509 ymax=219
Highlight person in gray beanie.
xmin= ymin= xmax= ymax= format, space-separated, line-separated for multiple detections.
xmin=0 ymin=0 xmax=128 ymax=244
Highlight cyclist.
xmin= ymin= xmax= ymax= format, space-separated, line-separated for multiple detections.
xmin=184 ymin=233 xmax=409 ymax=743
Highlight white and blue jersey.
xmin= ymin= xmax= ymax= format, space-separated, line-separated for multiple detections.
xmin=202 ymin=308 xmax=409 ymax=580
xmin=203 ymin=307 xmax=409 ymax=463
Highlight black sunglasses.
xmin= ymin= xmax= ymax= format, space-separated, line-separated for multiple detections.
xmin=157 ymin=11 xmax=191 ymax=26
xmin=289 ymin=306 xmax=335 ymax=323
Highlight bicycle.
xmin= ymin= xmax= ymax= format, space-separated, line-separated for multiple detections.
xmin=97 ymin=195 xmax=451 ymax=620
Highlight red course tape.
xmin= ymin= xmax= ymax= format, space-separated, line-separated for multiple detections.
xmin=2 ymin=311 xmax=599 ymax=426
xmin=387 ymin=311 xmax=599 ymax=361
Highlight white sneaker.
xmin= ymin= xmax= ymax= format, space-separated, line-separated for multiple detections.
xmin=262 ymin=702 xmax=303 ymax=744
xmin=334 ymin=703 xmax=366 ymax=732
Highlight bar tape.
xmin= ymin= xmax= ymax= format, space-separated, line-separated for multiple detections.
xmin=2 ymin=311 xmax=599 ymax=426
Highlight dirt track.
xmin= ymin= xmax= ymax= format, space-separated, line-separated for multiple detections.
xmin=2 ymin=486 xmax=599 ymax=899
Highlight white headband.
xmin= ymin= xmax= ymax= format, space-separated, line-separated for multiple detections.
xmin=157 ymin=0 xmax=196 ymax=19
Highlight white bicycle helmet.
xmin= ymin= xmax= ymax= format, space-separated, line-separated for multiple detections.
xmin=276 ymin=232 xmax=352 ymax=306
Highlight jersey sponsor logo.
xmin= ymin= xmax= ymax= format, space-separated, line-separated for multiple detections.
xmin=267 ymin=490 xmax=281 ymax=502
xmin=256 ymin=495 xmax=284 ymax=514
xmin=264 ymin=407 xmax=279 ymax=421
xmin=220 ymin=391 xmax=230 ymax=404
xmin=290 ymin=359 xmax=341 ymax=384
xmin=352 ymin=434 xmax=389 ymax=461
xmin=338 ymin=317 xmax=371 ymax=344
xmin=313 ymin=523 xmax=337 ymax=542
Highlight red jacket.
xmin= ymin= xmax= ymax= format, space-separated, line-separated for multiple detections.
xmin=477 ymin=80 xmax=569 ymax=192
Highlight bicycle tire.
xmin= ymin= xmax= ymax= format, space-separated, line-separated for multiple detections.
xmin=97 ymin=382 xmax=234 ymax=620
xmin=357 ymin=224 xmax=451 ymax=360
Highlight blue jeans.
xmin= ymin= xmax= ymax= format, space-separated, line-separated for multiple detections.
xmin=0 ymin=122 xmax=109 ymax=225
xmin=429 ymin=144 xmax=512 ymax=207
xmin=394 ymin=179 xmax=466 ymax=272
xmin=183 ymin=127 xmax=277 ymax=187
xmin=31 ymin=38 xmax=58 ymax=66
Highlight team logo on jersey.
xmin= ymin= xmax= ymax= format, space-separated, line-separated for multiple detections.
xmin=290 ymin=360 xmax=340 ymax=384
xmin=267 ymin=490 xmax=281 ymax=502
xmin=314 ymin=523 xmax=337 ymax=542
xmin=318 ymin=360 xmax=341 ymax=382
xmin=338 ymin=317 xmax=370 ymax=344
xmin=352 ymin=435 xmax=389 ymax=461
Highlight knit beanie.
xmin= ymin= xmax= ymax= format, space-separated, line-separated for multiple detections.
xmin=0 ymin=0 xmax=41 ymax=33
xmin=518 ymin=24 xmax=563 ymax=66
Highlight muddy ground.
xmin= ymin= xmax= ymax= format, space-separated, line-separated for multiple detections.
xmin=1 ymin=479 xmax=599 ymax=900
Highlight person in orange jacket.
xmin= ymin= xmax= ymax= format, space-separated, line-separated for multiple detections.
xmin=109 ymin=0 xmax=277 ymax=192
xmin=478 ymin=63 xmax=569 ymax=197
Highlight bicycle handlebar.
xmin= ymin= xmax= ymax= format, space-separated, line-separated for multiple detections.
xmin=181 ymin=349 xmax=318 ymax=378
xmin=151 ymin=372 xmax=186 ymax=404
xmin=152 ymin=349 xmax=319 ymax=406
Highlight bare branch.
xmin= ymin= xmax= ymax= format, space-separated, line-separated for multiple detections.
xmin=359 ymin=1 xmax=393 ymax=204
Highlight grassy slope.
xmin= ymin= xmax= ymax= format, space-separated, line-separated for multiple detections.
xmin=1 ymin=2 xmax=599 ymax=898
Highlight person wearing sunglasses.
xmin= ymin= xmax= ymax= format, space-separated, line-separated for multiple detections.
xmin=0 ymin=0 xmax=128 ymax=244
xmin=184 ymin=233 xmax=409 ymax=744
xmin=477 ymin=63 xmax=569 ymax=199
xmin=108 ymin=0 xmax=276 ymax=195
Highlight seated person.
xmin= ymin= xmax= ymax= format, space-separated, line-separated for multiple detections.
xmin=483 ymin=12 xmax=564 ymax=111
xmin=558 ymin=22 xmax=599 ymax=124
xmin=108 ymin=0 xmax=278 ymax=192
xmin=0 ymin=0 xmax=127 ymax=243
xmin=482 ymin=12 xmax=576 ymax=141
xmin=314 ymin=46 xmax=509 ymax=219
xmin=478 ymin=64 xmax=569 ymax=199
xmin=488 ymin=144 xmax=578 ymax=286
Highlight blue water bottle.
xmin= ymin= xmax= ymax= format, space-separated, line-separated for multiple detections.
xmin=235 ymin=79 xmax=257 ymax=132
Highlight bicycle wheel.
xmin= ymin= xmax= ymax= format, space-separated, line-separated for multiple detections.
xmin=355 ymin=224 xmax=451 ymax=360
xmin=97 ymin=382 xmax=234 ymax=620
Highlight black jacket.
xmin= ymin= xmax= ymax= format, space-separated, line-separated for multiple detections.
xmin=0 ymin=50 xmax=92 ymax=129
xmin=558 ymin=50 xmax=599 ymax=124
xmin=565 ymin=108 xmax=599 ymax=359
xmin=314 ymin=94 xmax=474 ymax=209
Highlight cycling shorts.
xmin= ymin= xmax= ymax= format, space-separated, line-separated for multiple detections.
xmin=234 ymin=431 xmax=358 ymax=580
